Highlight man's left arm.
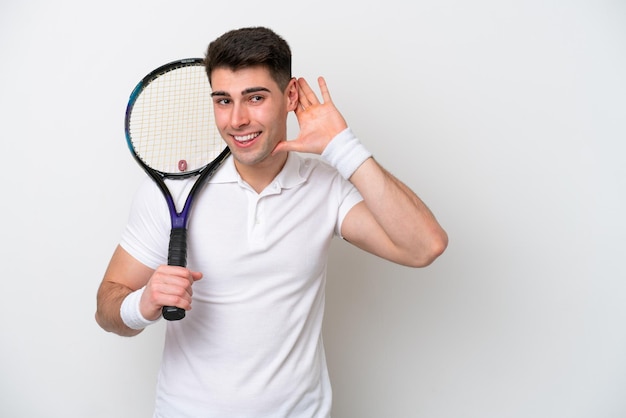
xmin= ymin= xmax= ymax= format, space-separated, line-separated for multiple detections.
xmin=273 ymin=76 xmax=447 ymax=266
xmin=340 ymin=157 xmax=448 ymax=267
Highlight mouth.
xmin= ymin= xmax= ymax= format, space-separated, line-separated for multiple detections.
xmin=233 ymin=132 xmax=261 ymax=146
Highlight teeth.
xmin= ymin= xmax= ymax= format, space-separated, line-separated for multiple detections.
xmin=234 ymin=132 xmax=260 ymax=142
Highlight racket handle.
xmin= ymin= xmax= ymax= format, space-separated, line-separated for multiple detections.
xmin=163 ymin=228 xmax=188 ymax=321
xmin=162 ymin=305 xmax=186 ymax=321
xmin=168 ymin=228 xmax=188 ymax=267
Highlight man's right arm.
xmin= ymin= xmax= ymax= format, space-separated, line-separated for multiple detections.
xmin=95 ymin=245 xmax=155 ymax=337
xmin=95 ymin=245 xmax=202 ymax=336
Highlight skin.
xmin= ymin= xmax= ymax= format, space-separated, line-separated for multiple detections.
xmin=209 ymin=66 xmax=298 ymax=193
xmin=95 ymin=66 xmax=448 ymax=336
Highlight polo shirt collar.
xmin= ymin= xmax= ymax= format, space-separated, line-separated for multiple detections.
xmin=208 ymin=152 xmax=308 ymax=191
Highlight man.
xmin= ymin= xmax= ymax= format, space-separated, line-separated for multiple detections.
xmin=96 ymin=26 xmax=447 ymax=417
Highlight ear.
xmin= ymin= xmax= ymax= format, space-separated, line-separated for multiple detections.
xmin=286 ymin=77 xmax=299 ymax=111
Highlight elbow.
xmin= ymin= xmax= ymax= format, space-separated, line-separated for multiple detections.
xmin=95 ymin=305 xmax=142 ymax=337
xmin=94 ymin=309 xmax=113 ymax=334
xmin=407 ymin=228 xmax=448 ymax=268
xmin=95 ymin=310 xmax=142 ymax=337
xmin=427 ymin=230 xmax=449 ymax=265
xmin=94 ymin=310 xmax=112 ymax=333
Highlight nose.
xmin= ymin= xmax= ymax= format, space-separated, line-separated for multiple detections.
xmin=230 ymin=103 xmax=250 ymax=128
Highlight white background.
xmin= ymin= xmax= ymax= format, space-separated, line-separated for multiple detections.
xmin=1 ymin=1 xmax=625 ymax=417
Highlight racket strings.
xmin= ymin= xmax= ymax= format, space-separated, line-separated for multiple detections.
xmin=129 ymin=64 xmax=223 ymax=175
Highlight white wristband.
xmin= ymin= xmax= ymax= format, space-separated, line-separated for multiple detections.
xmin=321 ymin=127 xmax=372 ymax=180
xmin=120 ymin=287 xmax=160 ymax=330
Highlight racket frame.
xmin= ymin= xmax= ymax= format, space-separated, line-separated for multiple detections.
xmin=124 ymin=58 xmax=230 ymax=320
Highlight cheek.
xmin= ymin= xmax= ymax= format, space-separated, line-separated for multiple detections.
xmin=213 ymin=111 xmax=229 ymax=132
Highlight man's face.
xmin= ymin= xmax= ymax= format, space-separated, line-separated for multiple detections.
xmin=210 ymin=66 xmax=296 ymax=172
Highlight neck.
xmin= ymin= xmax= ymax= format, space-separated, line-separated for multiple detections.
xmin=235 ymin=152 xmax=288 ymax=194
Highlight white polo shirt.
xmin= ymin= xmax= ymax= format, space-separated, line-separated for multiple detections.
xmin=120 ymin=152 xmax=363 ymax=418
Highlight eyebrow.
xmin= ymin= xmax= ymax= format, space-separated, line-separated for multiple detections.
xmin=211 ymin=86 xmax=271 ymax=97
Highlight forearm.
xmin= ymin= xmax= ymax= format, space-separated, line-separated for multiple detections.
xmin=95 ymin=281 xmax=143 ymax=337
xmin=349 ymin=158 xmax=448 ymax=266
xmin=321 ymin=126 xmax=448 ymax=266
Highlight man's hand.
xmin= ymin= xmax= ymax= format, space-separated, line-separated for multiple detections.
xmin=272 ymin=77 xmax=348 ymax=155
xmin=140 ymin=266 xmax=203 ymax=321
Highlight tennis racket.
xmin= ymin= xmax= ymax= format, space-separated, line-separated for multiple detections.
xmin=124 ymin=58 xmax=230 ymax=321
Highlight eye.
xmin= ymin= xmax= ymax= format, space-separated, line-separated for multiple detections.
xmin=215 ymin=97 xmax=230 ymax=106
xmin=249 ymin=95 xmax=264 ymax=104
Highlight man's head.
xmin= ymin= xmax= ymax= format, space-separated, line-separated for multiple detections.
xmin=204 ymin=27 xmax=299 ymax=183
xmin=205 ymin=26 xmax=292 ymax=92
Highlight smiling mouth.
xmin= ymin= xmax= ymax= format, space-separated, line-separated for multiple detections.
xmin=233 ymin=132 xmax=261 ymax=144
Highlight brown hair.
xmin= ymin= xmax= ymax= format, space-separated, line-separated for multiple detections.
xmin=205 ymin=26 xmax=292 ymax=91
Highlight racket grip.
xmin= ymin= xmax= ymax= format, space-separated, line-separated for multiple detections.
xmin=168 ymin=228 xmax=188 ymax=267
xmin=163 ymin=228 xmax=188 ymax=321
xmin=162 ymin=305 xmax=185 ymax=321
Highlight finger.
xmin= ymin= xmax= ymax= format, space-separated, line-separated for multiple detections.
xmin=297 ymin=91 xmax=309 ymax=110
xmin=297 ymin=77 xmax=319 ymax=106
xmin=294 ymin=100 xmax=307 ymax=115
xmin=152 ymin=276 xmax=192 ymax=295
xmin=142 ymin=279 xmax=192 ymax=315
xmin=317 ymin=76 xmax=333 ymax=104
xmin=152 ymin=266 xmax=197 ymax=294
xmin=154 ymin=279 xmax=194 ymax=310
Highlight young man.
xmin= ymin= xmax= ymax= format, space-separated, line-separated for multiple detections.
xmin=96 ymin=26 xmax=447 ymax=417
